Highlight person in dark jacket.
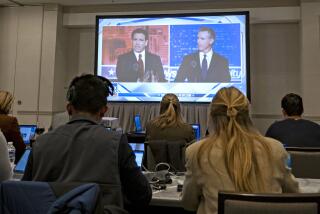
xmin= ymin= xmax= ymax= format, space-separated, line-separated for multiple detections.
xmin=23 ymin=74 xmax=151 ymax=211
xmin=266 ymin=93 xmax=320 ymax=147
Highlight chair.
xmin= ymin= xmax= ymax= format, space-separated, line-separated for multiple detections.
xmin=0 ymin=181 xmax=103 ymax=214
xmin=286 ymin=147 xmax=320 ymax=179
xmin=146 ymin=140 xmax=187 ymax=172
xmin=218 ymin=191 xmax=320 ymax=214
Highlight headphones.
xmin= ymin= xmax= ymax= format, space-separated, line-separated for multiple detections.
xmin=66 ymin=85 xmax=77 ymax=103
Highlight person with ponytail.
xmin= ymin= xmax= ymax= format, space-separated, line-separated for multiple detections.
xmin=182 ymin=87 xmax=299 ymax=214
xmin=146 ymin=93 xmax=194 ymax=143
xmin=0 ymin=90 xmax=25 ymax=163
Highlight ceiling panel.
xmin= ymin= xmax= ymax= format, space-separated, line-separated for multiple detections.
xmin=3 ymin=0 xmax=207 ymax=6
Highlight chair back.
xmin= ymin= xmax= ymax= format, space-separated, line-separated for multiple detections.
xmin=286 ymin=147 xmax=320 ymax=179
xmin=146 ymin=140 xmax=186 ymax=171
xmin=0 ymin=181 xmax=103 ymax=214
xmin=218 ymin=191 xmax=320 ymax=214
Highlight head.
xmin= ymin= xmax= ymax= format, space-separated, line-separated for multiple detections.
xmin=0 ymin=91 xmax=14 ymax=114
xmin=131 ymin=28 xmax=148 ymax=53
xmin=198 ymin=87 xmax=271 ymax=193
xmin=66 ymin=74 xmax=114 ymax=121
xmin=197 ymin=27 xmax=215 ymax=53
xmin=153 ymin=93 xmax=184 ymax=128
xmin=281 ymin=93 xmax=303 ymax=117
xmin=209 ymin=87 xmax=252 ymax=136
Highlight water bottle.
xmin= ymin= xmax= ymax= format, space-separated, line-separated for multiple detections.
xmin=7 ymin=142 xmax=15 ymax=168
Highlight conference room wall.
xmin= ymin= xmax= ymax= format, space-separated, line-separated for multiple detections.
xmin=0 ymin=6 xmax=67 ymax=129
xmin=1 ymin=1 xmax=320 ymax=134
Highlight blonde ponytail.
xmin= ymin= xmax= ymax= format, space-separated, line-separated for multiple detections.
xmin=197 ymin=87 xmax=271 ymax=193
xmin=153 ymin=93 xmax=185 ymax=129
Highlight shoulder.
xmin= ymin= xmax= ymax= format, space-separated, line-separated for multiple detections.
xmin=301 ymin=119 xmax=320 ymax=127
xmin=0 ymin=115 xmax=17 ymax=123
xmin=186 ymin=138 xmax=206 ymax=158
xmin=183 ymin=52 xmax=197 ymax=60
xmin=260 ymin=136 xmax=287 ymax=155
xmin=213 ymin=52 xmax=228 ymax=62
xmin=266 ymin=120 xmax=286 ymax=134
xmin=118 ymin=51 xmax=133 ymax=60
xmin=147 ymin=52 xmax=161 ymax=61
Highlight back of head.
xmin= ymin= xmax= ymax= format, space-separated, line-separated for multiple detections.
xmin=67 ymin=74 xmax=114 ymax=114
xmin=0 ymin=91 xmax=13 ymax=114
xmin=198 ymin=87 xmax=271 ymax=193
xmin=281 ymin=93 xmax=303 ymax=116
xmin=153 ymin=93 xmax=184 ymax=129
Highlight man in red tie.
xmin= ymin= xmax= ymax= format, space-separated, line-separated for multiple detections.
xmin=116 ymin=28 xmax=166 ymax=82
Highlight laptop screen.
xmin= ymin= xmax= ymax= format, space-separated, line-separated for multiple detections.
xmin=191 ymin=124 xmax=201 ymax=140
xmin=134 ymin=114 xmax=142 ymax=132
xmin=134 ymin=151 xmax=144 ymax=167
xmin=14 ymin=149 xmax=31 ymax=173
xmin=19 ymin=125 xmax=37 ymax=145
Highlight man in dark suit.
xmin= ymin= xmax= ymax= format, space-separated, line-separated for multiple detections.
xmin=175 ymin=27 xmax=231 ymax=82
xmin=116 ymin=28 xmax=165 ymax=82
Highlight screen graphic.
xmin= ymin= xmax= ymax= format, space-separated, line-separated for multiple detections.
xmin=95 ymin=12 xmax=249 ymax=102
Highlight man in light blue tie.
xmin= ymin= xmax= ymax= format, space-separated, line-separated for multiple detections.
xmin=175 ymin=27 xmax=231 ymax=83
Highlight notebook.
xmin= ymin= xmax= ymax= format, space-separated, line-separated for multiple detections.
xmin=14 ymin=149 xmax=31 ymax=173
xmin=191 ymin=124 xmax=201 ymax=140
xmin=19 ymin=125 xmax=37 ymax=145
xmin=134 ymin=114 xmax=145 ymax=134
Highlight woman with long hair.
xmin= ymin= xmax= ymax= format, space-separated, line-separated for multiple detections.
xmin=0 ymin=90 xmax=25 ymax=163
xmin=146 ymin=93 xmax=194 ymax=143
xmin=182 ymin=87 xmax=299 ymax=214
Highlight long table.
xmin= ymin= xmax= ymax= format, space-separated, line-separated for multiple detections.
xmin=150 ymin=176 xmax=320 ymax=207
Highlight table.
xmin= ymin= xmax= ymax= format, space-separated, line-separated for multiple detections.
xmin=150 ymin=177 xmax=320 ymax=208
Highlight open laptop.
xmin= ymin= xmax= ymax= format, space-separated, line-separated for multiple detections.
xmin=19 ymin=125 xmax=37 ymax=145
xmin=191 ymin=124 xmax=201 ymax=141
xmin=129 ymin=143 xmax=144 ymax=168
xmin=134 ymin=150 xmax=144 ymax=168
xmin=14 ymin=149 xmax=31 ymax=173
xmin=134 ymin=114 xmax=145 ymax=134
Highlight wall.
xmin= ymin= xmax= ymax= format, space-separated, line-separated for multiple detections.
xmin=0 ymin=5 xmax=67 ymax=129
xmin=1 ymin=0 xmax=320 ymax=134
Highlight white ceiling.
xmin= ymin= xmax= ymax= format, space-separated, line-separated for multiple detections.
xmin=0 ymin=0 xmax=207 ymax=6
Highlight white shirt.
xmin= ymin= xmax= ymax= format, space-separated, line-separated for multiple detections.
xmin=199 ymin=49 xmax=213 ymax=70
xmin=134 ymin=50 xmax=146 ymax=70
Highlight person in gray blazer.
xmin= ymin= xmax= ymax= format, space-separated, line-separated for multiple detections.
xmin=23 ymin=74 xmax=151 ymax=211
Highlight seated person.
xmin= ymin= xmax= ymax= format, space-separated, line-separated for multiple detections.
xmin=182 ymin=87 xmax=299 ymax=214
xmin=0 ymin=90 xmax=25 ymax=163
xmin=22 ymin=74 xmax=151 ymax=211
xmin=0 ymin=130 xmax=12 ymax=181
xmin=145 ymin=93 xmax=195 ymax=171
xmin=266 ymin=93 xmax=320 ymax=147
xmin=146 ymin=93 xmax=194 ymax=143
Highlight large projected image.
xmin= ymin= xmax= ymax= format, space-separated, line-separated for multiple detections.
xmin=95 ymin=12 xmax=249 ymax=102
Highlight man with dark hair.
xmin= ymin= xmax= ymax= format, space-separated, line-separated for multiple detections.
xmin=175 ymin=27 xmax=231 ymax=82
xmin=266 ymin=93 xmax=320 ymax=147
xmin=116 ymin=28 xmax=165 ymax=82
xmin=23 ymin=74 xmax=152 ymax=210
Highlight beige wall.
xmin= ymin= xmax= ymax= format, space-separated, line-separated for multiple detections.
xmin=1 ymin=0 xmax=320 ymax=133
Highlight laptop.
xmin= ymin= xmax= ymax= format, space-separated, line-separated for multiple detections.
xmin=191 ymin=124 xmax=201 ymax=141
xmin=19 ymin=125 xmax=37 ymax=145
xmin=134 ymin=150 xmax=144 ymax=168
xmin=14 ymin=149 xmax=31 ymax=173
xmin=134 ymin=114 xmax=145 ymax=134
